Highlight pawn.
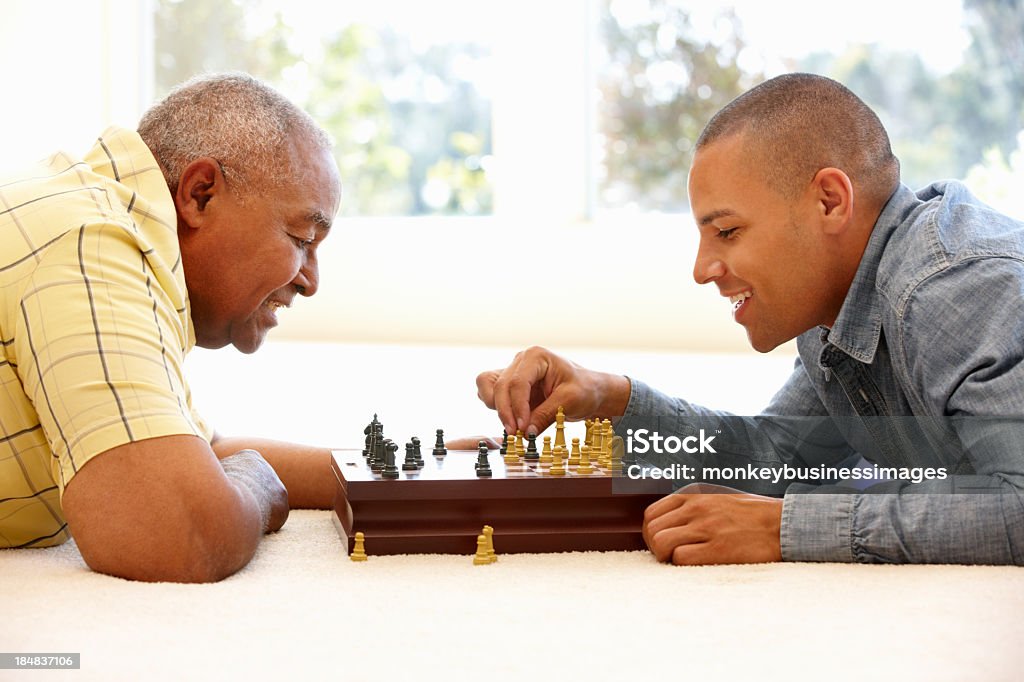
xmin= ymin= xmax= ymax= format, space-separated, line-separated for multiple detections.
xmin=473 ymin=534 xmax=492 ymax=565
xmin=549 ymin=445 xmax=566 ymax=476
xmin=433 ymin=429 xmax=447 ymax=456
xmin=525 ymin=433 xmax=540 ymax=461
xmin=503 ymin=434 xmax=518 ymax=465
xmin=350 ymin=531 xmax=368 ymax=561
xmin=515 ymin=430 xmax=525 ymax=458
xmin=499 ymin=429 xmax=508 ymax=455
xmin=577 ymin=444 xmax=594 ymax=475
xmin=411 ymin=437 xmax=424 ymax=466
xmin=476 ymin=441 xmax=493 ymax=477
xmin=569 ymin=437 xmax=581 ymax=466
xmin=402 ymin=443 xmax=418 ymax=471
xmin=540 ymin=436 xmax=554 ymax=465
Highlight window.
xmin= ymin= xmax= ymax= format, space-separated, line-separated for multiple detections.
xmin=155 ymin=0 xmax=495 ymax=216
xmin=595 ymin=0 xmax=1024 ymax=216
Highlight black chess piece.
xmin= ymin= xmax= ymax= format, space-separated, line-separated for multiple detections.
xmin=525 ymin=433 xmax=540 ymax=461
xmin=382 ymin=441 xmax=400 ymax=479
xmin=371 ymin=437 xmax=391 ymax=473
xmin=411 ymin=437 xmax=424 ymax=467
xmin=362 ymin=414 xmax=380 ymax=458
xmin=402 ymin=442 xmax=418 ymax=471
xmin=432 ymin=429 xmax=447 ymax=456
xmin=476 ymin=441 xmax=492 ymax=477
xmin=499 ymin=429 xmax=508 ymax=455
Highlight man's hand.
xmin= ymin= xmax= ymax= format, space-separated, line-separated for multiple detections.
xmin=642 ymin=485 xmax=783 ymax=565
xmin=220 ymin=449 xmax=290 ymax=533
xmin=475 ymin=346 xmax=631 ymax=435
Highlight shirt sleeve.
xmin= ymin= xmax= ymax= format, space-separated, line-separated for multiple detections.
xmin=15 ymin=222 xmax=208 ymax=493
xmin=618 ymin=360 xmax=854 ymax=497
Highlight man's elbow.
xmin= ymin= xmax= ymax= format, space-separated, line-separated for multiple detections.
xmin=71 ymin=498 xmax=263 ymax=583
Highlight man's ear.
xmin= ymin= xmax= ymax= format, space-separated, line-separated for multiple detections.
xmin=174 ymin=158 xmax=224 ymax=229
xmin=812 ymin=167 xmax=854 ymax=235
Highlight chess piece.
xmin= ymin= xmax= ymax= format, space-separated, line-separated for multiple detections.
xmin=609 ymin=431 xmax=624 ymax=474
xmin=554 ymin=406 xmax=567 ymax=451
xmin=382 ymin=441 xmax=400 ymax=479
xmin=540 ymin=436 xmax=553 ymax=465
xmin=433 ymin=429 xmax=447 ymax=457
xmin=591 ymin=422 xmax=604 ymax=466
xmin=483 ymin=525 xmax=497 ymax=563
xmin=370 ymin=437 xmax=388 ymax=472
xmin=602 ymin=420 xmax=615 ymax=468
xmin=578 ymin=445 xmax=594 ymax=475
xmin=411 ymin=437 xmax=424 ymax=466
xmin=515 ymin=430 xmax=525 ymax=459
xmin=473 ymin=535 xmax=492 ymax=565
xmin=476 ymin=441 xmax=493 ymax=477
xmin=549 ymin=445 xmax=566 ymax=476
xmin=402 ymin=442 xmax=418 ymax=471
xmin=362 ymin=415 xmax=377 ymax=457
xmin=503 ymin=434 xmax=518 ymax=465
xmin=569 ymin=437 xmax=581 ymax=465
xmin=499 ymin=429 xmax=508 ymax=455
xmin=525 ymin=433 xmax=540 ymax=461
xmin=584 ymin=418 xmax=594 ymax=448
xmin=350 ymin=531 xmax=368 ymax=561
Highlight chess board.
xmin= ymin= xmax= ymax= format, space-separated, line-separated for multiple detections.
xmin=331 ymin=447 xmax=670 ymax=556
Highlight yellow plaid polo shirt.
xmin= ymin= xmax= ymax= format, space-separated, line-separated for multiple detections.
xmin=0 ymin=127 xmax=211 ymax=548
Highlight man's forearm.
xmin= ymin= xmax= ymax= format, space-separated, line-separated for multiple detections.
xmin=211 ymin=436 xmax=335 ymax=509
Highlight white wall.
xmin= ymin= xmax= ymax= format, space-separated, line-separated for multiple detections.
xmin=281 ymin=213 xmax=776 ymax=354
xmin=0 ymin=0 xmax=153 ymax=171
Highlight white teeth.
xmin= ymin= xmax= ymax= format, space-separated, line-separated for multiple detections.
xmin=729 ymin=291 xmax=752 ymax=306
xmin=267 ymin=301 xmax=283 ymax=310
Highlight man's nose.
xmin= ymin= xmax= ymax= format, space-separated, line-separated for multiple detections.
xmin=295 ymin=259 xmax=319 ymax=297
xmin=692 ymin=244 xmax=725 ymax=285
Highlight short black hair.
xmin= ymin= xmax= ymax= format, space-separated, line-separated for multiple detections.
xmin=696 ymin=73 xmax=900 ymax=206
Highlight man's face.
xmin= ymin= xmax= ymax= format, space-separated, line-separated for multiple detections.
xmin=687 ymin=134 xmax=840 ymax=352
xmin=185 ymin=136 xmax=342 ymax=353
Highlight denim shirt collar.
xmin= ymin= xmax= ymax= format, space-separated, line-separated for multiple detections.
xmin=822 ymin=184 xmax=921 ymax=364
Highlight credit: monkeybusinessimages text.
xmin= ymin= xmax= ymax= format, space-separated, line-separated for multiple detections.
xmin=624 ymin=429 xmax=949 ymax=485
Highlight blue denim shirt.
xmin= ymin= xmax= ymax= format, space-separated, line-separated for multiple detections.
xmin=619 ymin=181 xmax=1024 ymax=564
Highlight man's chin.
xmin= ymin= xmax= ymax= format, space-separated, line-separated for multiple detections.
xmin=746 ymin=330 xmax=783 ymax=354
xmin=228 ymin=325 xmax=268 ymax=354
xmin=230 ymin=336 xmax=266 ymax=355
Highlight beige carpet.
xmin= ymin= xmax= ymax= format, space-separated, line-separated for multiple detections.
xmin=2 ymin=510 xmax=1022 ymax=682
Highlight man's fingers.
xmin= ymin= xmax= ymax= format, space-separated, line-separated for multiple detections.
xmin=526 ymin=395 xmax=564 ymax=437
xmin=670 ymin=542 xmax=713 ymax=566
xmin=507 ymin=375 xmax=534 ymax=435
xmin=644 ymin=492 xmax=691 ymax=524
xmin=642 ymin=498 xmax=695 ymax=552
xmin=505 ymin=350 xmax=553 ymax=435
xmin=445 ymin=435 xmax=502 ymax=451
xmin=648 ymin=524 xmax=707 ymax=563
xmin=475 ymin=370 xmax=500 ymax=409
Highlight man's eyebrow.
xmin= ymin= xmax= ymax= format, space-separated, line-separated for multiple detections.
xmin=307 ymin=210 xmax=333 ymax=232
xmin=698 ymin=208 xmax=739 ymax=226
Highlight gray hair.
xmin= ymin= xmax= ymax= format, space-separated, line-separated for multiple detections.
xmin=137 ymin=72 xmax=331 ymax=198
xmin=696 ymin=73 xmax=900 ymax=208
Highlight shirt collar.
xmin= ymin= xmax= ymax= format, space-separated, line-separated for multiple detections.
xmin=823 ymin=183 xmax=921 ymax=363
xmin=84 ymin=126 xmax=176 ymax=228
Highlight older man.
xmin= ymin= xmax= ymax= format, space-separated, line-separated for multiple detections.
xmin=477 ymin=73 xmax=1024 ymax=566
xmin=0 ymin=73 xmax=341 ymax=582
